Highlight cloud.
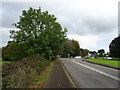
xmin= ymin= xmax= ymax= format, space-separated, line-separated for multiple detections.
xmin=0 ymin=0 xmax=119 ymax=52
xmin=68 ymin=34 xmax=100 ymax=51
xmin=2 ymin=2 xmax=31 ymax=28
xmin=55 ymin=0 xmax=118 ymax=35
xmin=68 ymin=28 xmax=118 ymax=52
xmin=1 ymin=27 xmax=13 ymax=46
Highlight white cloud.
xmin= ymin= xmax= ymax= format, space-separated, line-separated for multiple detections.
xmin=68 ymin=34 xmax=100 ymax=51
xmin=1 ymin=27 xmax=14 ymax=47
xmin=0 ymin=0 xmax=119 ymax=52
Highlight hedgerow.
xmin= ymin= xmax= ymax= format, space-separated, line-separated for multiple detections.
xmin=2 ymin=55 xmax=50 ymax=88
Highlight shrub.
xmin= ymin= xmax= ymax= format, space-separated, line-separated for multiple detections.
xmin=2 ymin=55 xmax=50 ymax=88
xmin=2 ymin=42 xmax=29 ymax=61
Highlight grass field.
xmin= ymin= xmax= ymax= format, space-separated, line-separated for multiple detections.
xmin=87 ymin=59 xmax=120 ymax=68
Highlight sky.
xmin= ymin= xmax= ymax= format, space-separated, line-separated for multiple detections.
xmin=0 ymin=0 xmax=119 ymax=52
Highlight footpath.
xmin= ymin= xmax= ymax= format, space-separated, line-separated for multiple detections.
xmin=42 ymin=60 xmax=74 ymax=88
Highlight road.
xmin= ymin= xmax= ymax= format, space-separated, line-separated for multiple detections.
xmin=60 ymin=58 xmax=120 ymax=88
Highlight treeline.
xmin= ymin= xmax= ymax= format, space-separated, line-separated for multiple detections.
xmin=59 ymin=39 xmax=89 ymax=58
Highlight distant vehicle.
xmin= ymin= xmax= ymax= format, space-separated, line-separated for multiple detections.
xmin=91 ymin=57 xmax=95 ymax=59
xmin=85 ymin=56 xmax=89 ymax=59
xmin=74 ymin=56 xmax=81 ymax=59
xmin=106 ymin=57 xmax=112 ymax=60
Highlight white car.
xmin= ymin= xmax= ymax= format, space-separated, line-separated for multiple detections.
xmin=91 ymin=57 xmax=95 ymax=59
xmin=106 ymin=57 xmax=112 ymax=60
xmin=74 ymin=56 xmax=81 ymax=59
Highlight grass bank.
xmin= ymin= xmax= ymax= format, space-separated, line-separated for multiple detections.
xmin=87 ymin=59 xmax=120 ymax=68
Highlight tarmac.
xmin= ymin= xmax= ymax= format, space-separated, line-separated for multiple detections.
xmin=42 ymin=60 xmax=74 ymax=88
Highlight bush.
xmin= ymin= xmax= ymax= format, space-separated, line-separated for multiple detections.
xmin=2 ymin=55 xmax=50 ymax=88
xmin=2 ymin=42 xmax=29 ymax=61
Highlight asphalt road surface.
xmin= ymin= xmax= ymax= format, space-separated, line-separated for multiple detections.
xmin=60 ymin=58 xmax=120 ymax=88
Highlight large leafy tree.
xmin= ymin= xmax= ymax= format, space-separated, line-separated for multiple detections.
xmin=109 ymin=36 xmax=120 ymax=58
xmin=10 ymin=7 xmax=67 ymax=60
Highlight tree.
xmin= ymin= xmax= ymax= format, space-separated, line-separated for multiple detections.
xmin=98 ymin=49 xmax=105 ymax=57
xmin=80 ymin=48 xmax=89 ymax=57
xmin=80 ymin=48 xmax=84 ymax=57
xmin=71 ymin=40 xmax=80 ymax=57
xmin=62 ymin=39 xmax=80 ymax=57
xmin=89 ymin=51 xmax=97 ymax=57
xmin=9 ymin=7 xmax=67 ymax=60
xmin=109 ymin=36 xmax=120 ymax=58
xmin=62 ymin=40 xmax=72 ymax=57
xmin=83 ymin=49 xmax=89 ymax=56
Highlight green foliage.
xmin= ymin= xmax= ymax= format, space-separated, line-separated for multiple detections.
xmin=2 ymin=55 xmax=50 ymax=88
xmin=80 ymin=48 xmax=83 ymax=57
xmin=2 ymin=41 xmax=29 ymax=61
xmin=98 ymin=49 xmax=105 ymax=57
xmin=71 ymin=40 xmax=80 ymax=57
xmin=89 ymin=51 xmax=98 ymax=57
xmin=109 ymin=36 xmax=120 ymax=58
xmin=89 ymin=51 xmax=97 ymax=54
xmin=62 ymin=39 xmax=80 ymax=57
xmin=80 ymin=49 xmax=89 ymax=57
xmin=8 ymin=7 xmax=67 ymax=60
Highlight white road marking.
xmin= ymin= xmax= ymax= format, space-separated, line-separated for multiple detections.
xmin=72 ymin=60 xmax=120 ymax=81
xmin=61 ymin=63 xmax=77 ymax=88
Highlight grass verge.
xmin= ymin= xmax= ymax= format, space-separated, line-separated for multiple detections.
xmin=2 ymin=61 xmax=13 ymax=65
xmin=0 ymin=58 xmax=13 ymax=65
xmin=28 ymin=60 xmax=56 ymax=88
xmin=87 ymin=59 xmax=120 ymax=68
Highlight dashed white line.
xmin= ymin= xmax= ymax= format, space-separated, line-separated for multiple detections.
xmin=72 ymin=60 xmax=120 ymax=81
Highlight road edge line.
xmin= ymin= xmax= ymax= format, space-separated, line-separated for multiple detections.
xmin=72 ymin=60 xmax=120 ymax=81
xmin=60 ymin=60 xmax=77 ymax=88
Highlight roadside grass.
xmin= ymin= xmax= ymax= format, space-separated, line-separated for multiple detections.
xmin=111 ymin=58 xmax=120 ymax=60
xmin=0 ymin=58 xmax=13 ymax=65
xmin=87 ymin=59 xmax=120 ymax=68
xmin=2 ymin=61 xmax=13 ymax=65
xmin=81 ymin=57 xmax=85 ymax=59
xmin=28 ymin=60 xmax=56 ymax=88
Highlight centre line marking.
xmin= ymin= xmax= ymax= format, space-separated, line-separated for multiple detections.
xmin=72 ymin=60 xmax=120 ymax=81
